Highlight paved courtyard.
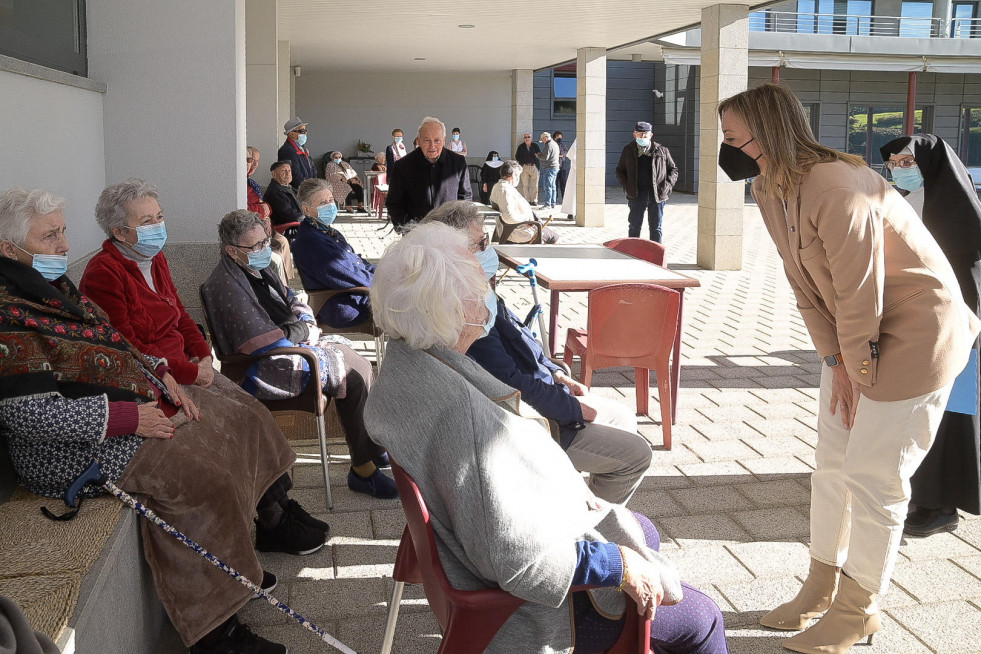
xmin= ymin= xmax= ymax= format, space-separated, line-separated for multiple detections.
xmin=166 ymin=191 xmax=981 ymax=653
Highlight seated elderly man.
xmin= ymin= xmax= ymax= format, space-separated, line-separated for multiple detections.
xmin=324 ymin=151 xmax=365 ymax=213
xmin=364 ymin=222 xmax=727 ymax=654
xmin=291 ymin=178 xmax=374 ymax=328
xmin=79 ymin=179 xmax=329 ymax=546
xmin=422 ymin=201 xmax=652 ymax=505
xmin=262 ymin=160 xmax=305 ymax=227
xmin=0 ymin=187 xmax=305 ymax=654
xmin=490 ymin=160 xmax=559 ymax=244
xmin=246 ymin=147 xmax=294 ymax=286
xmin=201 ymin=210 xmax=396 ymax=499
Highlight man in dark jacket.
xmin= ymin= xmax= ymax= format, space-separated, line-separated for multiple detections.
xmin=262 ymin=161 xmax=305 ymax=226
xmin=615 ymin=121 xmax=679 ymax=243
xmin=277 ymin=117 xmax=317 ymax=190
xmin=385 ymin=116 xmax=471 ymax=231
xmin=423 ymin=200 xmax=653 ymax=505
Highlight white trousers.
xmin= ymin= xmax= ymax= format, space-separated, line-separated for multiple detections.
xmin=519 ymin=164 xmax=540 ymax=203
xmin=810 ymin=365 xmax=952 ymax=594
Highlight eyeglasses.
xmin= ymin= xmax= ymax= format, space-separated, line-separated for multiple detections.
xmin=884 ymin=158 xmax=917 ymax=171
xmin=470 ymin=231 xmax=491 ymax=252
xmin=293 ymin=128 xmax=308 ymax=134
xmin=232 ymin=237 xmax=270 ymax=253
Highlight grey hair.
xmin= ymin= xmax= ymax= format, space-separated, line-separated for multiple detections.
xmin=540 ymin=132 xmax=551 ymax=141
xmin=297 ymin=178 xmax=333 ymax=209
xmin=500 ymin=160 xmax=522 ymax=180
xmin=0 ymin=188 xmax=66 ymax=246
xmin=371 ymin=222 xmax=488 ymax=350
xmin=218 ymin=209 xmax=264 ymax=249
xmin=330 ymin=151 xmax=343 ymax=159
xmin=421 ymin=200 xmax=481 ymax=231
xmin=246 ymin=145 xmax=259 ymax=158
xmin=418 ymin=116 xmax=446 ymax=137
xmin=95 ymin=178 xmax=160 ymax=238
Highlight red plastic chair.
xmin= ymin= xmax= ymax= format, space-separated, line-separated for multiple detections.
xmin=372 ymin=172 xmax=388 ymax=218
xmin=380 ymin=461 xmax=651 ymax=654
xmin=604 ymin=238 xmax=666 ymax=267
xmin=563 ymin=284 xmax=680 ymax=449
xmin=272 ymin=221 xmax=301 ymax=242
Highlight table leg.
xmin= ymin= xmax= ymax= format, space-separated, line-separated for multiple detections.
xmin=670 ymin=290 xmax=685 ymax=425
xmin=547 ymin=290 xmax=559 ymax=358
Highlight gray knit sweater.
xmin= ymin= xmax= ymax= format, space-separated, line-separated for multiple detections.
xmin=364 ymin=340 xmax=681 ymax=653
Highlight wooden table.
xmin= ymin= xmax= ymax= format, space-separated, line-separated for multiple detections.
xmin=494 ymin=244 xmax=701 ymax=424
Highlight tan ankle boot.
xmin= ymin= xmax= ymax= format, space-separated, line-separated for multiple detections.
xmin=761 ymin=558 xmax=840 ymax=630
xmin=782 ymin=573 xmax=881 ymax=654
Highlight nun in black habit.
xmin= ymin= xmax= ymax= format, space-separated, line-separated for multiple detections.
xmin=480 ymin=151 xmax=505 ymax=205
xmin=881 ymin=133 xmax=981 ymax=537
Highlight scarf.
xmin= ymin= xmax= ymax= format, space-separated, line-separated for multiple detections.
xmin=247 ymin=177 xmax=263 ymax=198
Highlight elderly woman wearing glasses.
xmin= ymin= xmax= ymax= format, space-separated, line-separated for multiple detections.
xmin=364 ymin=222 xmax=728 ymax=654
xmin=201 ymin=209 xmax=396 ymax=499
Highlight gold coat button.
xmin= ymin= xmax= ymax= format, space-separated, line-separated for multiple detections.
xmin=860 ymin=368 xmax=868 ymax=374
xmin=863 ymin=360 xmax=870 ymax=365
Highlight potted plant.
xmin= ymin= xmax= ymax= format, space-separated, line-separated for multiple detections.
xmin=356 ymin=139 xmax=373 ymax=158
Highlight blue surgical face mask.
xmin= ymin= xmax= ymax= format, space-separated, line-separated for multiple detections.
xmin=333 ymin=157 xmax=342 ymax=165
xmin=492 ymin=155 xmax=500 ymax=161
xmin=296 ymin=134 xmax=308 ymax=147
xmin=452 ymin=134 xmax=460 ymax=141
xmin=465 ymin=290 xmax=497 ymax=339
xmin=394 ymin=136 xmax=403 ymax=143
xmin=316 ymin=202 xmax=338 ymax=227
xmin=14 ymin=243 xmax=68 ymax=281
xmin=126 ymin=221 xmax=167 ymax=258
xmin=636 ymin=137 xmax=651 ymax=148
xmin=475 ymin=244 xmax=499 ymax=280
xmin=247 ymin=245 xmax=272 ymax=271
xmin=892 ymin=165 xmax=924 ymax=192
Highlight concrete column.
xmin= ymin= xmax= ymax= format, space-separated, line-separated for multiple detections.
xmin=575 ymin=47 xmax=606 ymax=228
xmin=278 ymin=41 xmax=292 ymax=133
xmin=697 ymin=4 xmax=749 ymax=271
xmin=933 ymin=0 xmax=952 ymax=36
xmin=246 ymin=0 xmax=278 ymax=186
xmin=511 ymin=69 xmax=534 ymax=156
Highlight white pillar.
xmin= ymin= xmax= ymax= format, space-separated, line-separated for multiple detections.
xmin=246 ymin=0 xmax=278 ymax=186
xmin=511 ymin=69 xmax=534 ymax=157
xmin=933 ymin=0 xmax=952 ymax=36
xmin=278 ymin=40 xmax=292 ymax=133
xmin=575 ymin=47 xmax=606 ymax=228
xmin=697 ymin=4 xmax=749 ymax=271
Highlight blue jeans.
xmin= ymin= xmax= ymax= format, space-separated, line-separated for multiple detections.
xmin=541 ymin=168 xmax=559 ymax=208
xmin=627 ymin=188 xmax=666 ymax=242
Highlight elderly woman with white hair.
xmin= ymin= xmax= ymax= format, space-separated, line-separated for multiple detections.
xmin=0 ymin=187 xmax=308 ymax=654
xmin=323 ymin=150 xmax=364 ymax=213
xmin=364 ymin=222 xmax=729 ymax=654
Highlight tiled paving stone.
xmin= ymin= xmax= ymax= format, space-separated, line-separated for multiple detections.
xmin=731 ymin=506 xmax=810 ymax=541
xmin=897 ymin=530 xmax=981 ymax=562
xmin=669 ymin=484 xmax=757 ymax=514
xmin=733 ymin=478 xmax=811 ymax=508
xmin=724 ymin=541 xmax=812 ymax=580
xmin=742 ymin=435 xmax=813 ymax=459
xmin=890 ymin=559 xmax=981 ymax=603
xmin=739 ymin=456 xmax=815 ymax=479
xmin=626 ymin=489 xmax=688 ymax=519
xmin=667 ymin=546 xmax=755 ymax=585
xmin=658 ymin=514 xmax=754 ymax=550
xmin=887 ymin=600 xmax=981 ymax=653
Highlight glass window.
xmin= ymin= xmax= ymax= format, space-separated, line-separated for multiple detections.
xmin=802 ymin=103 xmax=821 ymax=138
xmin=0 ymin=0 xmax=87 ymax=76
xmin=961 ymin=107 xmax=981 ymax=166
xmin=900 ymin=1 xmax=936 ymax=37
xmin=552 ymin=71 xmax=576 ymax=117
xmin=845 ymin=0 xmax=873 ymax=35
xmin=848 ymin=105 xmax=929 ymax=162
xmin=951 ymin=2 xmax=979 ymax=37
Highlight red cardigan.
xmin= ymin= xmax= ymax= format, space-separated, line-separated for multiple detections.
xmin=80 ymin=241 xmax=212 ymax=385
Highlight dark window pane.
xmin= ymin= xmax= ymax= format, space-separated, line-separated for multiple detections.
xmin=964 ymin=108 xmax=981 ymax=167
xmin=0 ymin=0 xmax=86 ymax=75
xmin=553 ymin=75 xmax=576 ymax=99
xmin=553 ymin=100 xmax=576 ymax=115
xmin=848 ymin=105 xmax=870 ymax=157
xmin=900 ymin=1 xmax=935 ymax=36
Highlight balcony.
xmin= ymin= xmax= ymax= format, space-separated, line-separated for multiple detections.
xmin=749 ymin=11 xmax=981 ymax=38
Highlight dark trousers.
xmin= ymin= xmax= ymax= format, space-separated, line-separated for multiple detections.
xmin=557 ymin=163 xmax=570 ymax=199
xmin=627 ymin=188 xmax=666 ymax=242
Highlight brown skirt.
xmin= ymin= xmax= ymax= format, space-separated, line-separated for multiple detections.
xmin=118 ymin=373 xmax=295 ymax=646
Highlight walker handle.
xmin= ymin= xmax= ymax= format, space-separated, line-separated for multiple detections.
xmin=516 ymin=258 xmax=539 ymax=285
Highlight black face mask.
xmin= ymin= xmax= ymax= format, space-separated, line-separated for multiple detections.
xmin=718 ymin=139 xmax=762 ymax=181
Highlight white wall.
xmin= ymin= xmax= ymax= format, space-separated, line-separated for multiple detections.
xmin=294 ymin=71 xmax=513 ymax=165
xmin=246 ymin=0 xmax=279 ymax=187
xmin=86 ymin=0 xmax=247 ymax=243
xmin=0 ymin=70 xmax=107 ymax=260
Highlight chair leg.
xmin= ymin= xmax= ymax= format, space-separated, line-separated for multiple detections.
xmin=379 ymin=580 xmax=405 ymax=654
xmin=635 ymin=367 xmax=650 ymax=416
xmin=374 ymin=333 xmax=387 ymax=370
xmin=581 ymin=363 xmax=593 ymax=387
xmin=317 ymin=414 xmax=334 ymax=510
xmin=656 ymin=367 xmax=673 ymax=450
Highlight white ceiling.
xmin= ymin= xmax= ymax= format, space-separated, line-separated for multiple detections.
xmin=277 ymin=0 xmax=761 ymax=73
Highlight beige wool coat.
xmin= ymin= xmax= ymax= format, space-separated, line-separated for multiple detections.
xmin=753 ymin=159 xmax=981 ymax=402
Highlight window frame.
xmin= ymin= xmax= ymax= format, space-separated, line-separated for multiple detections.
xmin=0 ymin=0 xmax=88 ymax=77
xmin=551 ymin=69 xmax=577 ymax=119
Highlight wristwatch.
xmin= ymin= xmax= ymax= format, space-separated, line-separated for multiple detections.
xmin=824 ymin=353 xmax=841 ymax=367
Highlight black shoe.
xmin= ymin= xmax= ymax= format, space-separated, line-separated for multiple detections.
xmin=347 ymin=467 xmax=399 ymax=499
xmin=283 ymin=498 xmax=330 ymax=534
xmin=904 ymin=507 xmax=959 ymax=538
xmin=189 ymin=615 xmax=287 ymax=654
xmin=373 ymin=452 xmax=391 ymax=469
xmin=255 ymin=512 xmax=326 ymax=556
xmin=251 ymin=570 xmax=277 ymax=600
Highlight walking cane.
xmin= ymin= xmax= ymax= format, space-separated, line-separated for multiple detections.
xmin=515 ymin=258 xmax=551 ymax=356
xmin=59 ymin=460 xmax=358 ymax=654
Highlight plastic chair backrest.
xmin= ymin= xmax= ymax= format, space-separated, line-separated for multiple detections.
xmin=584 ymin=284 xmax=679 ymax=369
xmin=372 ymin=172 xmax=388 ymax=188
xmin=603 ymin=238 xmax=666 ymax=267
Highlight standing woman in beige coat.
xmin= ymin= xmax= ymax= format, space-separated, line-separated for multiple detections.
xmin=718 ymin=83 xmax=980 ymax=654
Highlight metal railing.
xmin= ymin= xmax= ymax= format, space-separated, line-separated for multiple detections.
xmin=950 ymin=17 xmax=981 ymax=38
xmin=749 ymin=11 xmax=946 ymax=38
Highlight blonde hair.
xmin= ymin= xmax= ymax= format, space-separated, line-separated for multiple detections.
xmin=718 ymin=83 xmax=865 ymax=201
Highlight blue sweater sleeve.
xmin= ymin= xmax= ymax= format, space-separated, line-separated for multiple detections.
xmin=572 ymin=541 xmax=624 ymax=588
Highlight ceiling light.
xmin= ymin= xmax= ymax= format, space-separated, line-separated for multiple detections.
xmin=458 ymin=24 xmax=475 ymax=28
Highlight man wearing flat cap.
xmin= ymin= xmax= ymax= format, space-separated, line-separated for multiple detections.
xmin=278 ymin=117 xmax=317 ymax=190
xmin=615 ymin=121 xmax=678 ymax=243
